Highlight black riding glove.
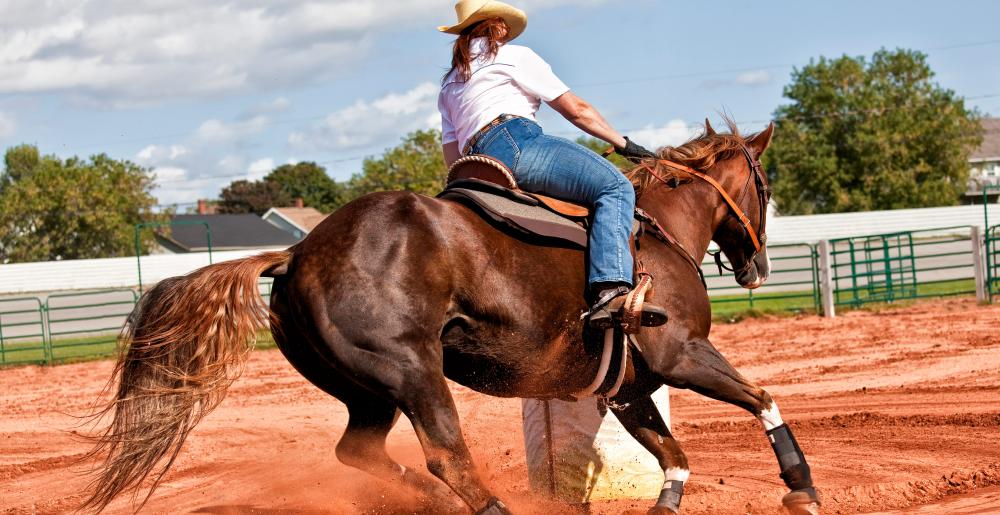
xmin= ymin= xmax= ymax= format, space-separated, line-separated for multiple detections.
xmin=615 ymin=137 xmax=657 ymax=162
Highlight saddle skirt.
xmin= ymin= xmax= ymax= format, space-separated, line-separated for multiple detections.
xmin=438 ymin=155 xmax=591 ymax=248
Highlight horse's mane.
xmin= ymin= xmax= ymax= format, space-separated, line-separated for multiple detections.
xmin=625 ymin=117 xmax=750 ymax=195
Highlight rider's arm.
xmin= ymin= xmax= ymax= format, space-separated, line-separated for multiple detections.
xmin=548 ymin=91 xmax=627 ymax=150
xmin=442 ymin=142 xmax=461 ymax=167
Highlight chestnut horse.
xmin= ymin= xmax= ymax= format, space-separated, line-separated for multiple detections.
xmin=84 ymin=120 xmax=819 ymax=514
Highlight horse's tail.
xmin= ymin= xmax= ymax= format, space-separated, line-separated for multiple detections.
xmin=81 ymin=250 xmax=292 ymax=512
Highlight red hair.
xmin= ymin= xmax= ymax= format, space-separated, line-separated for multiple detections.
xmin=443 ymin=17 xmax=509 ymax=83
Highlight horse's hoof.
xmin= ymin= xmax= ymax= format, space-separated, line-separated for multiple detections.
xmin=782 ymin=488 xmax=820 ymax=515
xmin=646 ymin=506 xmax=679 ymax=515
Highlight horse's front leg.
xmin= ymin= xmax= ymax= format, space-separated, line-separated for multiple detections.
xmin=610 ymin=395 xmax=689 ymax=515
xmin=655 ymin=337 xmax=820 ymax=514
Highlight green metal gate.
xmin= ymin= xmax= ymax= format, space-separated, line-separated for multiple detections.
xmin=45 ymin=289 xmax=138 ymax=362
xmin=0 ymin=297 xmax=49 ymax=365
xmin=830 ymin=231 xmax=918 ymax=307
xmin=988 ymin=225 xmax=1000 ymax=302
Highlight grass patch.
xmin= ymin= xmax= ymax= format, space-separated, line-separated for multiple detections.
xmin=710 ymin=289 xmax=819 ymax=322
xmin=836 ymin=278 xmax=976 ymax=312
xmin=1 ymin=329 xmax=279 ymax=368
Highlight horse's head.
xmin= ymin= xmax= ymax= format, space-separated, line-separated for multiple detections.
xmin=706 ymin=120 xmax=774 ymax=289
xmin=627 ymin=118 xmax=775 ymax=289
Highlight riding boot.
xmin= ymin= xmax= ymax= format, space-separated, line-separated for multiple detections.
xmin=586 ymin=283 xmax=668 ymax=331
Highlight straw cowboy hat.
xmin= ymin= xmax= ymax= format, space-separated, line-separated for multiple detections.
xmin=438 ymin=0 xmax=527 ymax=41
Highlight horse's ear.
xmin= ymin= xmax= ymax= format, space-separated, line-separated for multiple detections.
xmin=747 ymin=122 xmax=775 ymax=156
xmin=704 ymin=118 xmax=716 ymax=136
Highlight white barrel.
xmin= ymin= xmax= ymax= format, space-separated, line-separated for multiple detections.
xmin=521 ymin=386 xmax=670 ymax=502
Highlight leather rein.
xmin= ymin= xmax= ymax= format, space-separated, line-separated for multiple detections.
xmin=624 ymin=144 xmax=770 ymax=284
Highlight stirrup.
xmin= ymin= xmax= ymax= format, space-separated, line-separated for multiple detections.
xmin=586 ymin=273 xmax=666 ymax=334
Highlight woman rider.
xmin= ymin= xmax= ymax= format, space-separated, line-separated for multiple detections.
xmin=438 ymin=0 xmax=667 ymax=329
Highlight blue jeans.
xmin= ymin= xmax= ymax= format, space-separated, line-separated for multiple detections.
xmin=469 ymin=116 xmax=635 ymax=287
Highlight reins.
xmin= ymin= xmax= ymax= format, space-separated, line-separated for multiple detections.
xmin=636 ymin=150 xmax=763 ymax=253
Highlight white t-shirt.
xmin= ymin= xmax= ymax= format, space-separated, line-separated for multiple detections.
xmin=439 ymin=38 xmax=570 ymax=150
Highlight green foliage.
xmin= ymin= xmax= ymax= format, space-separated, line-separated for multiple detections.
xmin=575 ymin=136 xmax=632 ymax=170
xmin=345 ymin=129 xmax=447 ymax=199
xmin=217 ymin=179 xmax=291 ymax=215
xmin=2 ymin=144 xmax=40 ymax=187
xmin=217 ymin=161 xmax=343 ymax=214
xmin=766 ymin=48 xmax=983 ymax=214
xmin=0 ymin=146 xmax=162 ymax=263
xmin=265 ymin=162 xmax=344 ymax=212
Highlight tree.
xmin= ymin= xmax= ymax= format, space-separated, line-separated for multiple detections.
xmin=345 ymin=129 xmax=447 ymax=200
xmin=766 ymin=48 xmax=982 ymax=214
xmin=265 ymin=162 xmax=343 ymax=211
xmin=217 ymin=179 xmax=291 ymax=215
xmin=0 ymin=146 xmax=162 ymax=263
xmin=1 ymin=144 xmax=40 ymax=189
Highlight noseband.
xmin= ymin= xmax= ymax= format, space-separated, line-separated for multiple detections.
xmin=636 ymin=143 xmax=770 ymax=275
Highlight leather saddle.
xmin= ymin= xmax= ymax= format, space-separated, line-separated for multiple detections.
xmin=437 ymin=155 xmax=593 ymax=248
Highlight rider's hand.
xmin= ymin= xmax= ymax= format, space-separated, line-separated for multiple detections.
xmin=615 ymin=137 xmax=657 ymax=162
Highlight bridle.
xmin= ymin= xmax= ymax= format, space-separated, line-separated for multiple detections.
xmin=633 ymin=143 xmax=771 ymax=277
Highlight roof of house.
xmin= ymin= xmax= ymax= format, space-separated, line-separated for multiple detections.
xmin=161 ymin=214 xmax=300 ymax=251
xmin=971 ymin=117 xmax=1000 ymax=161
xmin=262 ymin=207 xmax=328 ymax=233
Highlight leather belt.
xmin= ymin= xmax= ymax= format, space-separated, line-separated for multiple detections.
xmin=463 ymin=114 xmax=522 ymax=155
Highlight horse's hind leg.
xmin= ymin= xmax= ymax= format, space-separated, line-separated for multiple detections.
xmin=335 ymin=396 xmax=464 ymax=506
xmin=611 ymin=395 xmax=689 ymax=515
xmin=399 ymin=369 xmax=508 ymax=514
xmin=301 ymin=318 xmax=507 ymax=513
xmin=661 ymin=338 xmax=820 ymax=514
xmin=270 ymin=289 xmax=455 ymax=504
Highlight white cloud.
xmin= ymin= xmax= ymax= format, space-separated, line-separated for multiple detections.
xmin=152 ymin=166 xmax=187 ymax=182
xmin=195 ymin=116 xmax=269 ymax=144
xmin=136 ymin=144 xmax=187 ymax=165
xmin=629 ymin=119 xmax=701 ymax=149
xmin=289 ymin=82 xmax=439 ymax=152
xmin=0 ymin=1 xmax=608 ymax=105
xmin=0 ymin=112 xmax=15 ymax=139
xmin=735 ymin=70 xmax=771 ymax=86
xmin=249 ymin=97 xmax=291 ymax=116
xmin=247 ymin=158 xmax=275 ymax=181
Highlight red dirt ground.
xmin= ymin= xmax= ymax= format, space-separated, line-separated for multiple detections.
xmin=2 ymin=297 xmax=998 ymax=514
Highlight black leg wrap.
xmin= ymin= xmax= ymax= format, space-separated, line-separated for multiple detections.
xmin=767 ymin=424 xmax=813 ymax=491
xmin=475 ymin=497 xmax=511 ymax=515
xmin=655 ymin=480 xmax=684 ymax=513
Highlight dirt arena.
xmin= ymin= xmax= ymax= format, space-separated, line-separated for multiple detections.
xmin=2 ymin=297 xmax=998 ymax=514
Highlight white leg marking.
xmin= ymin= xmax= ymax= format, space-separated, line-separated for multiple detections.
xmin=663 ymin=467 xmax=690 ymax=484
xmin=758 ymin=401 xmax=784 ymax=431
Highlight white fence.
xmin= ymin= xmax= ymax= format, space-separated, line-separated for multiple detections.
xmin=0 ymin=248 xmax=286 ymax=295
xmin=767 ymin=204 xmax=999 ymax=244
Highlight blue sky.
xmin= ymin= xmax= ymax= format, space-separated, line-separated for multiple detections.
xmin=2 ymin=0 xmax=998 ymax=208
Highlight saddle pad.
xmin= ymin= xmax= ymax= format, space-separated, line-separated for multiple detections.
xmin=439 ymin=187 xmax=588 ymax=249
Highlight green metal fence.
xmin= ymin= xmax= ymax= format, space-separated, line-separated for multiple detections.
xmin=1 ymin=280 xmax=279 ymax=367
xmin=0 ymin=297 xmax=49 ymax=365
xmin=705 ymin=243 xmax=821 ymax=315
xmin=988 ymin=224 xmax=1000 ymax=301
